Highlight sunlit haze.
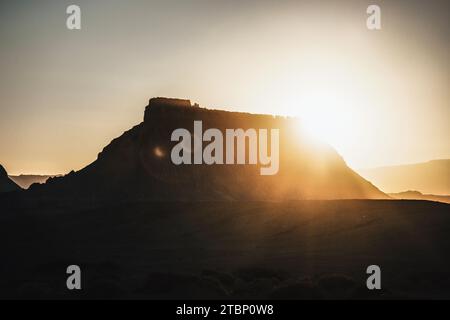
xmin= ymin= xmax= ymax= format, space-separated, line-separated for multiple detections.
xmin=0 ymin=0 xmax=448 ymax=175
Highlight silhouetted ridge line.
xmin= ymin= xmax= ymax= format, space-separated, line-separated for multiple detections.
xmin=27 ymin=97 xmax=388 ymax=202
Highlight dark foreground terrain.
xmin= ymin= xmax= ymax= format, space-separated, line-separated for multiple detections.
xmin=0 ymin=199 xmax=449 ymax=299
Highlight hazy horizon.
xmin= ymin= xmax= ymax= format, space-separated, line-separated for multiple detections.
xmin=1 ymin=0 xmax=449 ymax=175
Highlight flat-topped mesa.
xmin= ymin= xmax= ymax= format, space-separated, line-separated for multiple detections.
xmin=144 ymin=97 xmax=193 ymax=121
xmin=27 ymin=97 xmax=388 ymax=201
xmin=149 ymin=97 xmax=192 ymax=108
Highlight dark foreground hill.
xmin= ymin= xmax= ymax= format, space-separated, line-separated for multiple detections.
xmin=27 ymin=97 xmax=387 ymax=201
xmin=0 ymin=199 xmax=449 ymax=299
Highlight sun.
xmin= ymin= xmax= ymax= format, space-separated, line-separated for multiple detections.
xmin=287 ymin=89 xmax=355 ymax=150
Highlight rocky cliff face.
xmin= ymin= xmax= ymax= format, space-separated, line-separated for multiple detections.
xmin=0 ymin=165 xmax=21 ymax=193
xmin=29 ymin=97 xmax=388 ymax=201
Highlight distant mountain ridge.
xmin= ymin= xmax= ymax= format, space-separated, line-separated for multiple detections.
xmin=9 ymin=175 xmax=56 ymax=189
xmin=28 ymin=97 xmax=388 ymax=201
xmin=359 ymin=159 xmax=450 ymax=195
xmin=0 ymin=165 xmax=21 ymax=193
xmin=389 ymin=191 xmax=450 ymax=204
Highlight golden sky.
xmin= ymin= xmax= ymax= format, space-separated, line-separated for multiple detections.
xmin=0 ymin=0 xmax=448 ymax=175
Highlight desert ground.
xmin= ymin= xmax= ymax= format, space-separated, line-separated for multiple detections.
xmin=0 ymin=199 xmax=449 ymax=299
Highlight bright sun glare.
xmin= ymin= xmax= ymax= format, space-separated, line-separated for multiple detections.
xmin=286 ymin=87 xmax=360 ymax=151
xmin=251 ymin=55 xmax=371 ymax=162
xmin=298 ymin=95 xmax=347 ymax=143
xmin=257 ymin=60 xmax=372 ymax=168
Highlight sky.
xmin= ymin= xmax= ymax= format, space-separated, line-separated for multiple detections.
xmin=0 ymin=0 xmax=448 ymax=175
